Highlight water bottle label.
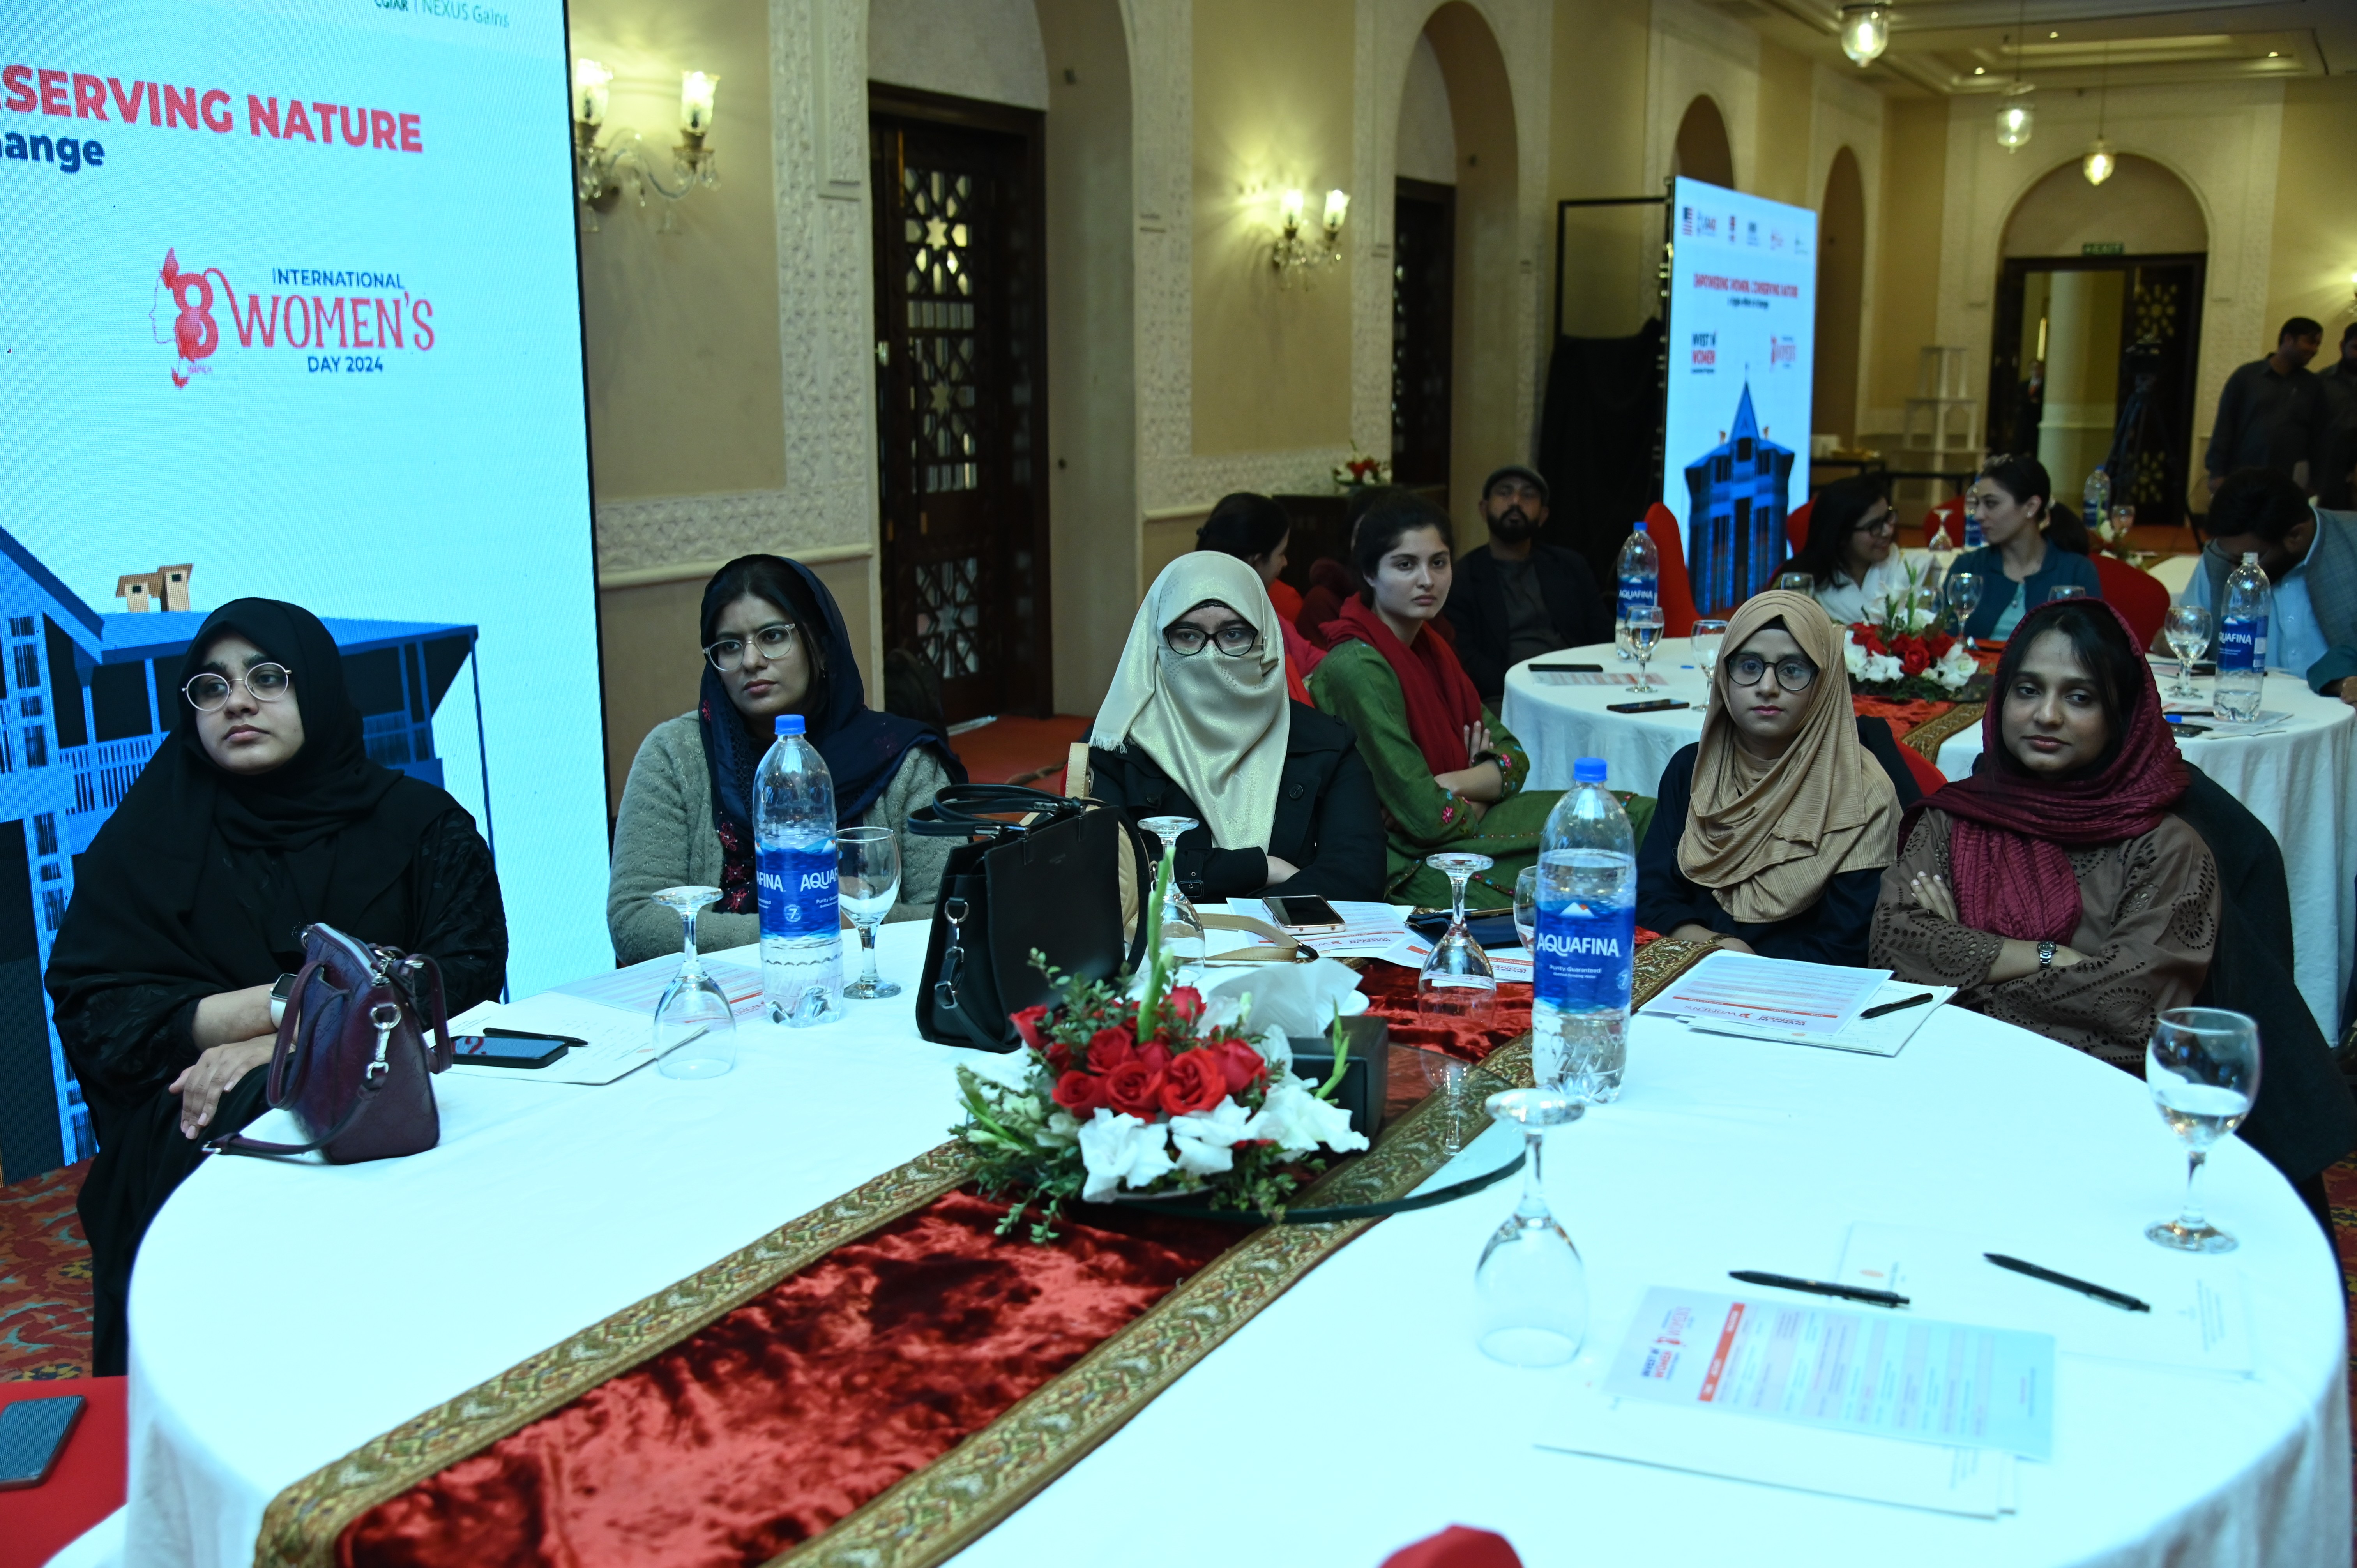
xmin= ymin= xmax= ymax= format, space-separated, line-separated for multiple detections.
xmin=1963 ymin=517 xmax=1983 ymax=547
xmin=758 ymin=846 xmax=839 ymax=938
xmin=1534 ymin=899 xmax=1637 ymax=1011
xmin=1617 ymin=579 xmax=1657 ymax=618
xmin=2217 ymin=614 xmax=2266 ymax=673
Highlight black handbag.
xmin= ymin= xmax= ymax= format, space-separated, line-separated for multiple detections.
xmin=907 ymin=782 xmax=1154 ymax=1051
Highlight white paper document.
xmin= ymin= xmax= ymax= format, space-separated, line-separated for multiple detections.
xmin=443 ymin=992 xmax=670 ymax=1086
xmin=551 ymin=953 xmax=763 ymax=1015
xmin=1530 ymin=670 xmax=1640 ymax=687
xmin=1221 ymin=899 xmax=1413 ymax=959
xmin=1835 ymin=1223 xmax=2254 ymax=1377
xmin=1641 ymin=950 xmax=1893 ymax=1041
xmin=1602 ymin=1285 xmax=2056 ymax=1460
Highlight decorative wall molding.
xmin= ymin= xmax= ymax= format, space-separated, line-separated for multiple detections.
xmin=593 ymin=489 xmax=875 ymax=585
xmin=1645 ymin=0 xmax=1762 ymax=194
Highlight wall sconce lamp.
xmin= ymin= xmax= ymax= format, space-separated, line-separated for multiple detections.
xmin=571 ymin=59 xmax=721 ymax=231
xmin=1272 ymin=188 xmax=1349 ymax=288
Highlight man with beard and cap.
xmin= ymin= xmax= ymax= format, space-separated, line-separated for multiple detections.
xmin=1443 ymin=464 xmax=1611 ymax=700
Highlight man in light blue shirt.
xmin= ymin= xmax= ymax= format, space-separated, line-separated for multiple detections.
xmin=2180 ymin=469 xmax=2357 ymax=690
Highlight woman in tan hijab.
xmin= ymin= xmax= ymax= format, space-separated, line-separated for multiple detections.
xmin=1633 ymin=590 xmax=1916 ymax=963
xmin=1087 ymin=553 xmax=1385 ymax=902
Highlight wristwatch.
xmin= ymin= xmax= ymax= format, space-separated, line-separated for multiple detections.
xmin=269 ymin=971 xmax=299 ymax=1026
xmin=2036 ymin=940 xmax=2057 ymax=971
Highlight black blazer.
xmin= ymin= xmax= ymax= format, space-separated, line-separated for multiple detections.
xmin=1087 ymin=703 xmax=1385 ymax=902
xmin=1445 ymin=542 xmax=1615 ymax=699
xmin=1635 ymin=719 xmax=1923 ymax=965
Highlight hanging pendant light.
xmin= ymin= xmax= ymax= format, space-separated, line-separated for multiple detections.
xmin=1996 ymin=83 xmax=2035 ymax=149
xmin=2081 ymin=42 xmax=2115 ymax=185
xmin=1838 ymin=4 xmax=1890 ymax=67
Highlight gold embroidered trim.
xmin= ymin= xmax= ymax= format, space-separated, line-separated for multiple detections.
xmin=1899 ymin=701 xmax=1983 ymax=762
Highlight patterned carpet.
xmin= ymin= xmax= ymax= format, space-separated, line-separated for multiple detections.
xmin=0 ymin=1159 xmax=92 ymax=1381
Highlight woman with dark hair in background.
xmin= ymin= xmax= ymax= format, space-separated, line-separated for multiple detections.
xmin=1942 ymin=455 xmax=2102 ymax=642
xmin=46 ymin=599 xmax=509 ymax=1375
xmin=1307 ymin=492 xmax=1561 ymax=906
xmin=1871 ymin=599 xmax=2217 ymax=1065
xmin=1197 ymin=491 xmax=1320 ymax=700
xmin=1789 ymin=475 xmax=1905 ymax=625
xmin=606 ymin=554 xmax=965 ymax=965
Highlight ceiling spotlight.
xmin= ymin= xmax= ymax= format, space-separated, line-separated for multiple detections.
xmin=2268 ymin=50 xmax=2280 ymax=57
xmin=1838 ymin=4 xmax=1890 ymax=67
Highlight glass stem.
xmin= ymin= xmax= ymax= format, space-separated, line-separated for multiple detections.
xmin=2177 ymin=1150 xmax=2209 ymax=1231
xmin=1517 ymin=1127 xmax=1549 ymax=1220
xmin=859 ymin=921 xmax=880 ymax=984
xmin=679 ymin=905 xmax=703 ymax=976
xmin=1451 ymin=870 xmax=1470 ymax=927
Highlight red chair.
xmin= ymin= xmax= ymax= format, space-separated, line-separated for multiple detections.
xmin=0 ymin=1377 xmax=128 ymax=1567
xmin=1922 ymin=494 xmax=1967 ymax=550
xmin=1383 ymin=1526 xmax=1523 ymax=1568
xmin=1896 ymin=741 xmax=1947 ymax=798
xmin=1786 ymin=498 xmax=1813 ymax=556
xmin=1642 ymin=503 xmax=1701 ymax=637
xmin=2093 ymin=555 xmax=2170 ymax=649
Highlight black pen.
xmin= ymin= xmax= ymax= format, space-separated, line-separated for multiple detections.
xmin=1859 ymin=991 xmax=1935 ymax=1019
xmin=1985 ymin=1253 xmax=2150 ymax=1312
xmin=1730 ymin=1270 xmax=1908 ymax=1308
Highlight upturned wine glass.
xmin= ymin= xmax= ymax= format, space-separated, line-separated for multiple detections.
xmin=1512 ymin=865 xmax=1541 ymax=951
xmin=2145 ymin=1008 xmax=2260 ymax=1253
xmin=652 ymin=886 xmax=737 ymax=1079
xmin=1945 ymin=571 xmax=1984 ymax=648
xmin=2164 ymin=604 xmax=2212 ymax=699
xmin=1420 ymin=851 xmax=1498 ymax=1152
xmin=1138 ymin=815 xmax=1209 ymax=980
xmin=837 ymin=826 xmax=902 ymax=999
xmin=1688 ymin=618 xmax=1729 ymax=681
xmin=1475 ymin=1087 xmax=1590 ymax=1367
xmin=1776 ymin=570 xmax=1814 ymax=595
xmin=1627 ymin=605 xmax=1666 ymax=694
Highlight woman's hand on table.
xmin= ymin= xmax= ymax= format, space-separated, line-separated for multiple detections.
xmin=170 ymin=1037 xmax=276 ymax=1139
xmin=1668 ymin=923 xmax=1753 ymax=955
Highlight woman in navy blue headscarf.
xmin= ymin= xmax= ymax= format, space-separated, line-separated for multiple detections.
xmin=605 ymin=556 xmax=965 ymax=964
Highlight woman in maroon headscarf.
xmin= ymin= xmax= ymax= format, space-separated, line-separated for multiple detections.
xmin=1870 ymin=598 xmax=2219 ymax=1068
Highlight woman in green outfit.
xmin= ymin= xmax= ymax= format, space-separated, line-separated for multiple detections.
xmin=1307 ymin=492 xmax=1563 ymax=906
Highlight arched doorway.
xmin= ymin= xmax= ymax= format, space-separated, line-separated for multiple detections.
xmin=1812 ymin=146 xmax=1865 ymax=447
xmin=1987 ymin=154 xmax=2207 ymax=530
xmin=1671 ymin=95 xmax=1735 ymax=190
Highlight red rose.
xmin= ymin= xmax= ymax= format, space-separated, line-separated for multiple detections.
xmin=1925 ymin=631 xmax=1954 ymax=658
xmin=1863 ymin=630 xmax=1887 ymax=657
xmin=1165 ymin=986 xmax=1205 ymax=1023
xmin=1212 ymin=1037 xmax=1268 ymax=1095
xmin=1011 ymin=1005 xmax=1051 ymax=1052
xmin=1159 ymin=1050 xmax=1229 ymax=1115
xmin=1084 ymin=1026 xmax=1136 ymax=1074
xmin=1045 ymin=1042 xmax=1073 ymax=1075
xmin=1136 ymin=1040 xmax=1172 ymax=1077
xmin=1052 ymin=1070 xmax=1109 ymax=1115
xmin=1899 ymin=646 xmax=1929 ymax=677
xmin=1104 ymin=1061 xmax=1165 ymax=1118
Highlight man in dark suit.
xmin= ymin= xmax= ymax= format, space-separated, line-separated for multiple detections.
xmin=1444 ymin=465 xmax=1612 ymax=699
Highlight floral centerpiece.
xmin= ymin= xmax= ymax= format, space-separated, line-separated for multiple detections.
xmin=952 ymin=856 xmax=1370 ymax=1241
xmin=1331 ymin=446 xmax=1390 ymax=490
xmin=1843 ymin=555 xmax=1977 ymax=698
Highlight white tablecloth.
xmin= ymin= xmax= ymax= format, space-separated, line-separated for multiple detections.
xmin=82 ymin=923 xmax=2350 ymax=1568
xmin=1504 ymin=646 xmax=2357 ymax=1034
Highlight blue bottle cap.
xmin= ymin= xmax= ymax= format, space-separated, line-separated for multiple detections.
xmin=1632 ymin=519 xmax=1647 ymax=532
xmin=1574 ymin=757 xmax=1608 ymax=784
xmin=774 ymin=714 xmax=805 ymax=735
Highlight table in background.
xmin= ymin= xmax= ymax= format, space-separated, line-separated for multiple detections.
xmin=92 ymin=922 xmax=2348 ymax=1568
xmin=1504 ymin=647 xmax=2356 ymax=1033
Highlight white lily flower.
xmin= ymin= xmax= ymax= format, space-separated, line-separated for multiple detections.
xmin=1254 ymin=1025 xmax=1294 ymax=1073
xmin=1242 ymin=1077 xmax=1371 ymax=1157
xmin=1843 ymin=635 xmax=1869 ymax=680
xmin=1169 ymin=1097 xmax=1253 ymax=1176
xmin=1076 ymin=1109 xmax=1177 ymax=1201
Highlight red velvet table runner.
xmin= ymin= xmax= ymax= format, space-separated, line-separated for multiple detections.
xmin=340 ymin=1192 xmax=1238 ymax=1568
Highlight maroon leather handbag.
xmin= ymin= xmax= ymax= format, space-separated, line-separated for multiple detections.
xmin=208 ymin=922 xmax=453 ymax=1164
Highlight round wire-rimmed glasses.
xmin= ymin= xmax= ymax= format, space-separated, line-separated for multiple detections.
xmin=650 ymin=886 xmax=737 ymax=1079
xmin=837 ymin=826 xmax=902 ymax=999
xmin=703 ymin=623 xmax=799 ymax=671
xmin=183 ymin=664 xmax=293 ymax=711
xmin=1475 ymin=1087 xmax=1590 ymax=1367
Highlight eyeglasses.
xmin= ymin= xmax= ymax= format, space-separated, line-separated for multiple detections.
xmin=183 ymin=664 xmax=293 ymax=712
xmin=1726 ymin=653 xmax=1819 ymax=692
xmin=1163 ymin=622 xmax=1262 ymax=658
xmin=1852 ymin=515 xmax=1897 ymax=537
xmin=705 ymin=623 xmax=799 ymax=671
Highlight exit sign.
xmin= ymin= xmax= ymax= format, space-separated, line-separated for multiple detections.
xmin=2083 ymin=242 xmax=2126 ymax=256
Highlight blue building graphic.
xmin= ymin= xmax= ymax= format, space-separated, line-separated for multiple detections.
xmin=1682 ymin=381 xmax=1797 ymax=616
xmin=0 ymin=528 xmax=480 ymax=1183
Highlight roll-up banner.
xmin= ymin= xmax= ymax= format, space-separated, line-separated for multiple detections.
xmin=1661 ymin=176 xmax=1818 ymax=618
xmin=0 ymin=1 xmax=601 ymax=1172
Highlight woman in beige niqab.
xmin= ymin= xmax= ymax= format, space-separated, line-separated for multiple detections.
xmin=1675 ymin=590 xmax=1899 ymax=923
xmin=1092 ymin=552 xmax=1289 ymax=852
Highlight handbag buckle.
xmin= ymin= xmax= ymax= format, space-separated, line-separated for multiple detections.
xmin=366 ymin=1002 xmax=400 ymax=1080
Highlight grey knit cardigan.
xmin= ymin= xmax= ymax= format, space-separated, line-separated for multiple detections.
xmin=606 ymin=712 xmax=953 ymax=966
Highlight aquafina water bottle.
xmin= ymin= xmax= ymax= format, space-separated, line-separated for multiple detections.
xmin=1532 ymin=758 xmax=1636 ymax=1101
xmin=1614 ymin=523 xmax=1659 ymax=662
xmin=755 ymin=713 xmax=845 ymax=1026
xmin=2214 ymin=551 xmax=2270 ymax=723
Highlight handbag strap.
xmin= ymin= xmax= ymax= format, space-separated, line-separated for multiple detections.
xmin=1197 ymin=911 xmax=1320 ymax=965
xmin=908 ymin=782 xmax=1086 ymax=839
xmin=206 ymin=1075 xmax=386 ymax=1159
xmin=263 ymin=955 xmax=326 ymax=1105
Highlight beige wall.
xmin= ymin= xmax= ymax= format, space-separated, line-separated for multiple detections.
xmin=2001 ymin=154 xmax=2206 ymax=258
xmin=1749 ymin=40 xmax=1814 ymax=208
xmin=2264 ymin=78 xmax=2357 ymax=351
xmin=1429 ymin=2 xmax=1522 ymax=543
xmin=1547 ymin=0 xmax=1656 ymax=339
xmin=1862 ymin=96 xmax=1946 ymax=425
xmin=1188 ymin=0 xmax=1358 ymax=456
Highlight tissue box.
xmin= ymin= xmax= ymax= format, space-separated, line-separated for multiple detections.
xmin=1286 ymin=1014 xmax=1389 ymax=1137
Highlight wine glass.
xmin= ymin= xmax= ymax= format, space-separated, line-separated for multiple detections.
xmin=2044 ymin=584 xmax=2088 ymax=603
xmin=652 ymin=886 xmax=737 ymax=1079
xmin=1475 ymin=1087 xmax=1590 ymax=1367
xmin=1627 ymin=605 xmax=1666 ymax=694
xmin=837 ymin=826 xmax=901 ymax=999
xmin=2164 ymin=604 xmax=2212 ymax=699
xmin=1776 ymin=570 xmax=1814 ymax=595
xmin=1138 ymin=815 xmax=1208 ymax=981
xmin=1512 ymin=865 xmax=1541 ymax=951
xmin=1420 ymin=851 xmax=1498 ymax=1151
xmin=2144 ymin=1007 xmax=2261 ymax=1254
xmin=1945 ymin=571 xmax=1983 ymax=649
xmin=1907 ymin=582 xmax=1945 ymax=636
xmin=1689 ymin=618 xmax=1729 ymax=681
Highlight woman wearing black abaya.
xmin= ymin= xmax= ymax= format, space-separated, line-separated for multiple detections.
xmin=45 ymin=600 xmax=507 ymax=1376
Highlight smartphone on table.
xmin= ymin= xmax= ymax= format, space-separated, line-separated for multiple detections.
xmin=451 ymin=1031 xmax=576 ymax=1069
xmin=1606 ymin=699 xmax=1689 ymax=714
xmin=1267 ymin=894 xmax=1346 ymax=933
xmin=0 ymin=1394 xmax=85 ymax=1489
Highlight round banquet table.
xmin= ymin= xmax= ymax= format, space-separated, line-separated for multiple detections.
xmin=92 ymin=922 xmax=2347 ymax=1568
xmin=1503 ymin=645 xmax=2357 ymax=1034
